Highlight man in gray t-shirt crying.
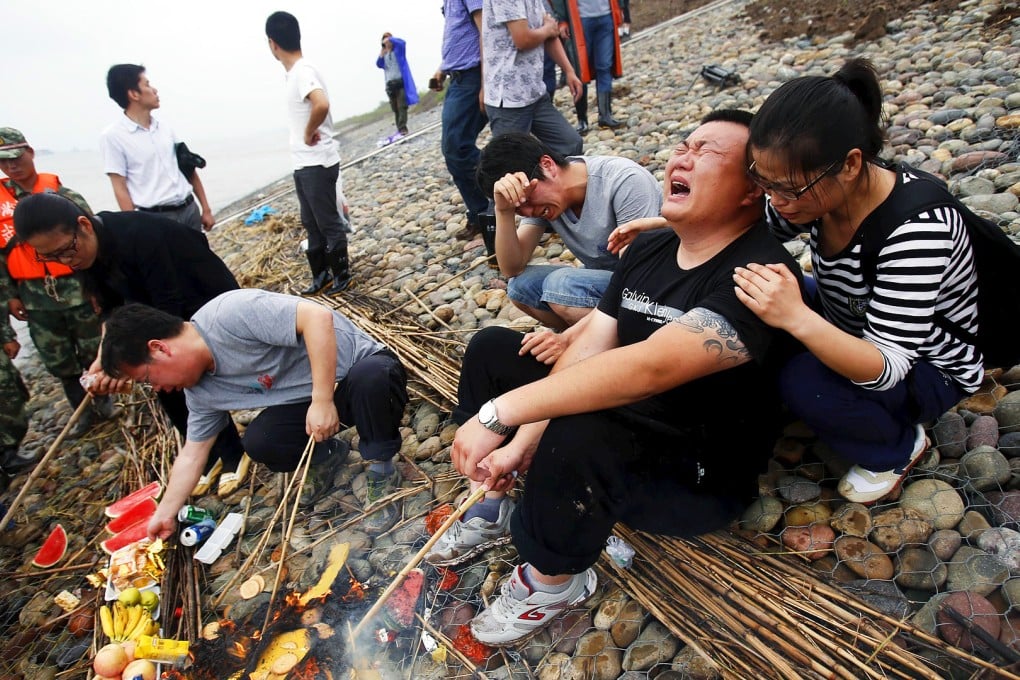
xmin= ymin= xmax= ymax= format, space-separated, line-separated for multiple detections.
xmin=477 ymin=132 xmax=664 ymax=332
xmin=100 ymin=289 xmax=409 ymax=538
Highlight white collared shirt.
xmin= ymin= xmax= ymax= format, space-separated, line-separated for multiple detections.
xmin=100 ymin=114 xmax=193 ymax=208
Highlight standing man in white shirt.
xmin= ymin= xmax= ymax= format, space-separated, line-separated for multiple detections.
xmin=265 ymin=11 xmax=353 ymax=296
xmin=100 ymin=64 xmax=215 ymax=232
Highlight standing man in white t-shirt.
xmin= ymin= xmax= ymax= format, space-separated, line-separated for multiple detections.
xmin=100 ymin=64 xmax=215 ymax=232
xmin=266 ymin=11 xmax=353 ymax=296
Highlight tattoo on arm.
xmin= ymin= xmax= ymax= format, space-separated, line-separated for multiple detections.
xmin=677 ymin=307 xmax=751 ymax=364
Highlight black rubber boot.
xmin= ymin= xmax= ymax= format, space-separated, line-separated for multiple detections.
xmin=575 ymin=96 xmax=589 ymax=133
xmin=325 ymin=246 xmax=353 ymax=295
xmin=597 ymin=91 xmax=622 ymax=129
xmin=300 ymin=248 xmax=331 ymax=296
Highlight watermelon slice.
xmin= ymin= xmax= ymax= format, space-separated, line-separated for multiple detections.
xmin=100 ymin=518 xmax=150 ymax=555
xmin=104 ymin=481 xmax=162 ymax=519
xmin=32 ymin=524 xmax=68 ymax=568
xmin=105 ymin=497 xmax=158 ymax=535
xmin=382 ymin=568 xmax=425 ymax=629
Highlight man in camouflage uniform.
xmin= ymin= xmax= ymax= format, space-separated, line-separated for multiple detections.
xmin=0 ymin=128 xmax=111 ymax=466
xmin=0 ymin=313 xmax=28 ymax=491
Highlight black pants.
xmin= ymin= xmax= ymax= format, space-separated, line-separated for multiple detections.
xmin=240 ymin=351 xmax=408 ymax=472
xmin=158 ymin=391 xmax=244 ymax=472
xmin=456 ymin=327 xmax=749 ymax=575
xmin=385 ymin=78 xmax=408 ymax=134
xmin=293 ymin=162 xmax=347 ymax=253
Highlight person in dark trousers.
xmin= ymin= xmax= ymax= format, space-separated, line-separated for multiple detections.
xmin=431 ymin=111 xmax=803 ymax=646
xmin=550 ymin=0 xmax=625 ymax=129
xmin=734 ymin=58 xmax=982 ymax=504
xmin=377 ymin=33 xmax=418 ymax=138
xmin=99 ymin=290 xmax=409 ymax=538
xmin=432 ymin=0 xmax=489 ymax=239
xmin=266 ymin=11 xmax=353 ymax=297
xmin=12 ymin=192 xmax=248 ymax=496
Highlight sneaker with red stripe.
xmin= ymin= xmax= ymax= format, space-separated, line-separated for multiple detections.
xmin=469 ymin=563 xmax=597 ymax=647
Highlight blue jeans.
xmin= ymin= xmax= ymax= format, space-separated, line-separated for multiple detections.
xmin=441 ymin=67 xmax=489 ymax=223
xmin=487 ymin=94 xmax=583 ymax=158
xmin=780 ymin=353 xmax=963 ymax=470
xmin=507 ymin=265 xmax=612 ymax=311
xmin=581 ymin=13 xmax=615 ymax=94
xmin=293 ymin=163 xmax=347 ymax=252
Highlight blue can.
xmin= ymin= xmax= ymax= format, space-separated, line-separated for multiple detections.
xmin=180 ymin=517 xmax=216 ymax=546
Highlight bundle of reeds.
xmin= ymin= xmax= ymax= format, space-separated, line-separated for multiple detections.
xmin=603 ymin=527 xmax=1017 ymax=679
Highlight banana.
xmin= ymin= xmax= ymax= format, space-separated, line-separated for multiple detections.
xmin=112 ymin=601 xmax=127 ymax=640
xmin=122 ymin=604 xmax=144 ymax=641
xmin=99 ymin=605 xmax=115 ymax=640
xmin=126 ymin=608 xmax=153 ymax=641
xmin=146 ymin=619 xmax=161 ymax=636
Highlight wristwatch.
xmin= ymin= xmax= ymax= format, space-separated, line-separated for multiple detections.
xmin=478 ymin=399 xmax=514 ymax=436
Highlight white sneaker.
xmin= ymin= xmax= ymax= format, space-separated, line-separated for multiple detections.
xmin=470 ymin=564 xmax=597 ymax=647
xmin=424 ymin=497 xmax=514 ymax=567
xmin=837 ymin=425 xmax=928 ymax=504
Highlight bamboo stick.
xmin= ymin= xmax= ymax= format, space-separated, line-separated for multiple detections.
xmin=263 ymin=434 xmax=316 ymax=632
xmin=352 ymin=485 xmax=487 ymax=638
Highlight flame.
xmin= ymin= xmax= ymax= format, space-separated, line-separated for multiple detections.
xmin=230 ymin=640 xmax=247 ymax=659
xmin=344 ymin=578 xmax=366 ymax=602
xmin=437 ymin=568 xmax=459 ymax=591
xmin=451 ymin=624 xmax=492 ymax=664
xmin=292 ymin=657 xmax=325 ymax=680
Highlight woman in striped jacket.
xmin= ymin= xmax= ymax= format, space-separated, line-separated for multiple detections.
xmin=732 ymin=58 xmax=982 ymax=504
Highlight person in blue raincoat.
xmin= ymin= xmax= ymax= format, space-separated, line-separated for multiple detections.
xmin=377 ymin=32 xmax=419 ymax=138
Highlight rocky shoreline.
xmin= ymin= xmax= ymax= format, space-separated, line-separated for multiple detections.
xmin=3 ymin=0 xmax=1020 ymax=677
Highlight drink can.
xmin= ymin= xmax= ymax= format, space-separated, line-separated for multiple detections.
xmin=180 ymin=517 xmax=216 ymax=546
xmin=177 ymin=505 xmax=213 ymax=525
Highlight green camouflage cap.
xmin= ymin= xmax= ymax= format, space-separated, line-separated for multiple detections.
xmin=0 ymin=128 xmax=30 ymax=159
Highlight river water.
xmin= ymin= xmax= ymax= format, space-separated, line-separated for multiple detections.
xmin=35 ymin=127 xmax=294 ymax=215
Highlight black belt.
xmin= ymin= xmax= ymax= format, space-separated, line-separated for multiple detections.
xmin=138 ymin=194 xmax=194 ymax=213
xmin=448 ymin=65 xmax=480 ymax=81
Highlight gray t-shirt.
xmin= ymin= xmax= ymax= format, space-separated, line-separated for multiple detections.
xmin=383 ymin=51 xmax=402 ymax=82
xmin=185 ymin=289 xmax=385 ymax=441
xmin=483 ymin=0 xmax=548 ymax=108
xmin=521 ymin=156 xmax=663 ymax=270
xmin=577 ymin=0 xmax=610 ymax=17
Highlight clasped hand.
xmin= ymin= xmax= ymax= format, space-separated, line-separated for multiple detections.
xmin=451 ymin=416 xmax=525 ymax=493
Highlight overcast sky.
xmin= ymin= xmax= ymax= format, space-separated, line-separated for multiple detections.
xmin=3 ymin=1 xmax=446 ymax=152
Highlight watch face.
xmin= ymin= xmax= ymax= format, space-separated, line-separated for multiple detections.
xmin=479 ymin=400 xmax=495 ymax=424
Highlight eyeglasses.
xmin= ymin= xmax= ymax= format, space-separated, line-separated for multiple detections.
xmin=34 ymin=231 xmax=79 ymax=262
xmin=747 ymin=160 xmax=841 ymax=201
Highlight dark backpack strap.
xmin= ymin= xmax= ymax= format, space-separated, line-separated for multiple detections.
xmin=858 ymin=163 xmax=984 ymax=348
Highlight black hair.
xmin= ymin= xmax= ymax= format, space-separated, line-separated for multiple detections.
xmin=101 ymin=304 xmax=186 ymax=377
xmin=749 ymin=58 xmax=886 ymax=182
xmin=106 ymin=64 xmax=146 ymax=110
xmin=266 ymin=11 xmax=301 ymax=52
xmin=701 ymin=108 xmax=753 ymax=127
xmin=476 ymin=132 xmax=568 ymax=199
xmin=13 ymin=193 xmax=88 ymax=240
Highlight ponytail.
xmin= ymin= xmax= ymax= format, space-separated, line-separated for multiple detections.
xmin=749 ymin=58 xmax=887 ymax=181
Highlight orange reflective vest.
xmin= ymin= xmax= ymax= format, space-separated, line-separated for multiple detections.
xmin=0 ymin=174 xmax=75 ymax=280
xmin=563 ymin=0 xmax=623 ymax=83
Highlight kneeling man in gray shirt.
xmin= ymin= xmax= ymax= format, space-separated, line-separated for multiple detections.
xmin=100 ymin=289 xmax=409 ymax=538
